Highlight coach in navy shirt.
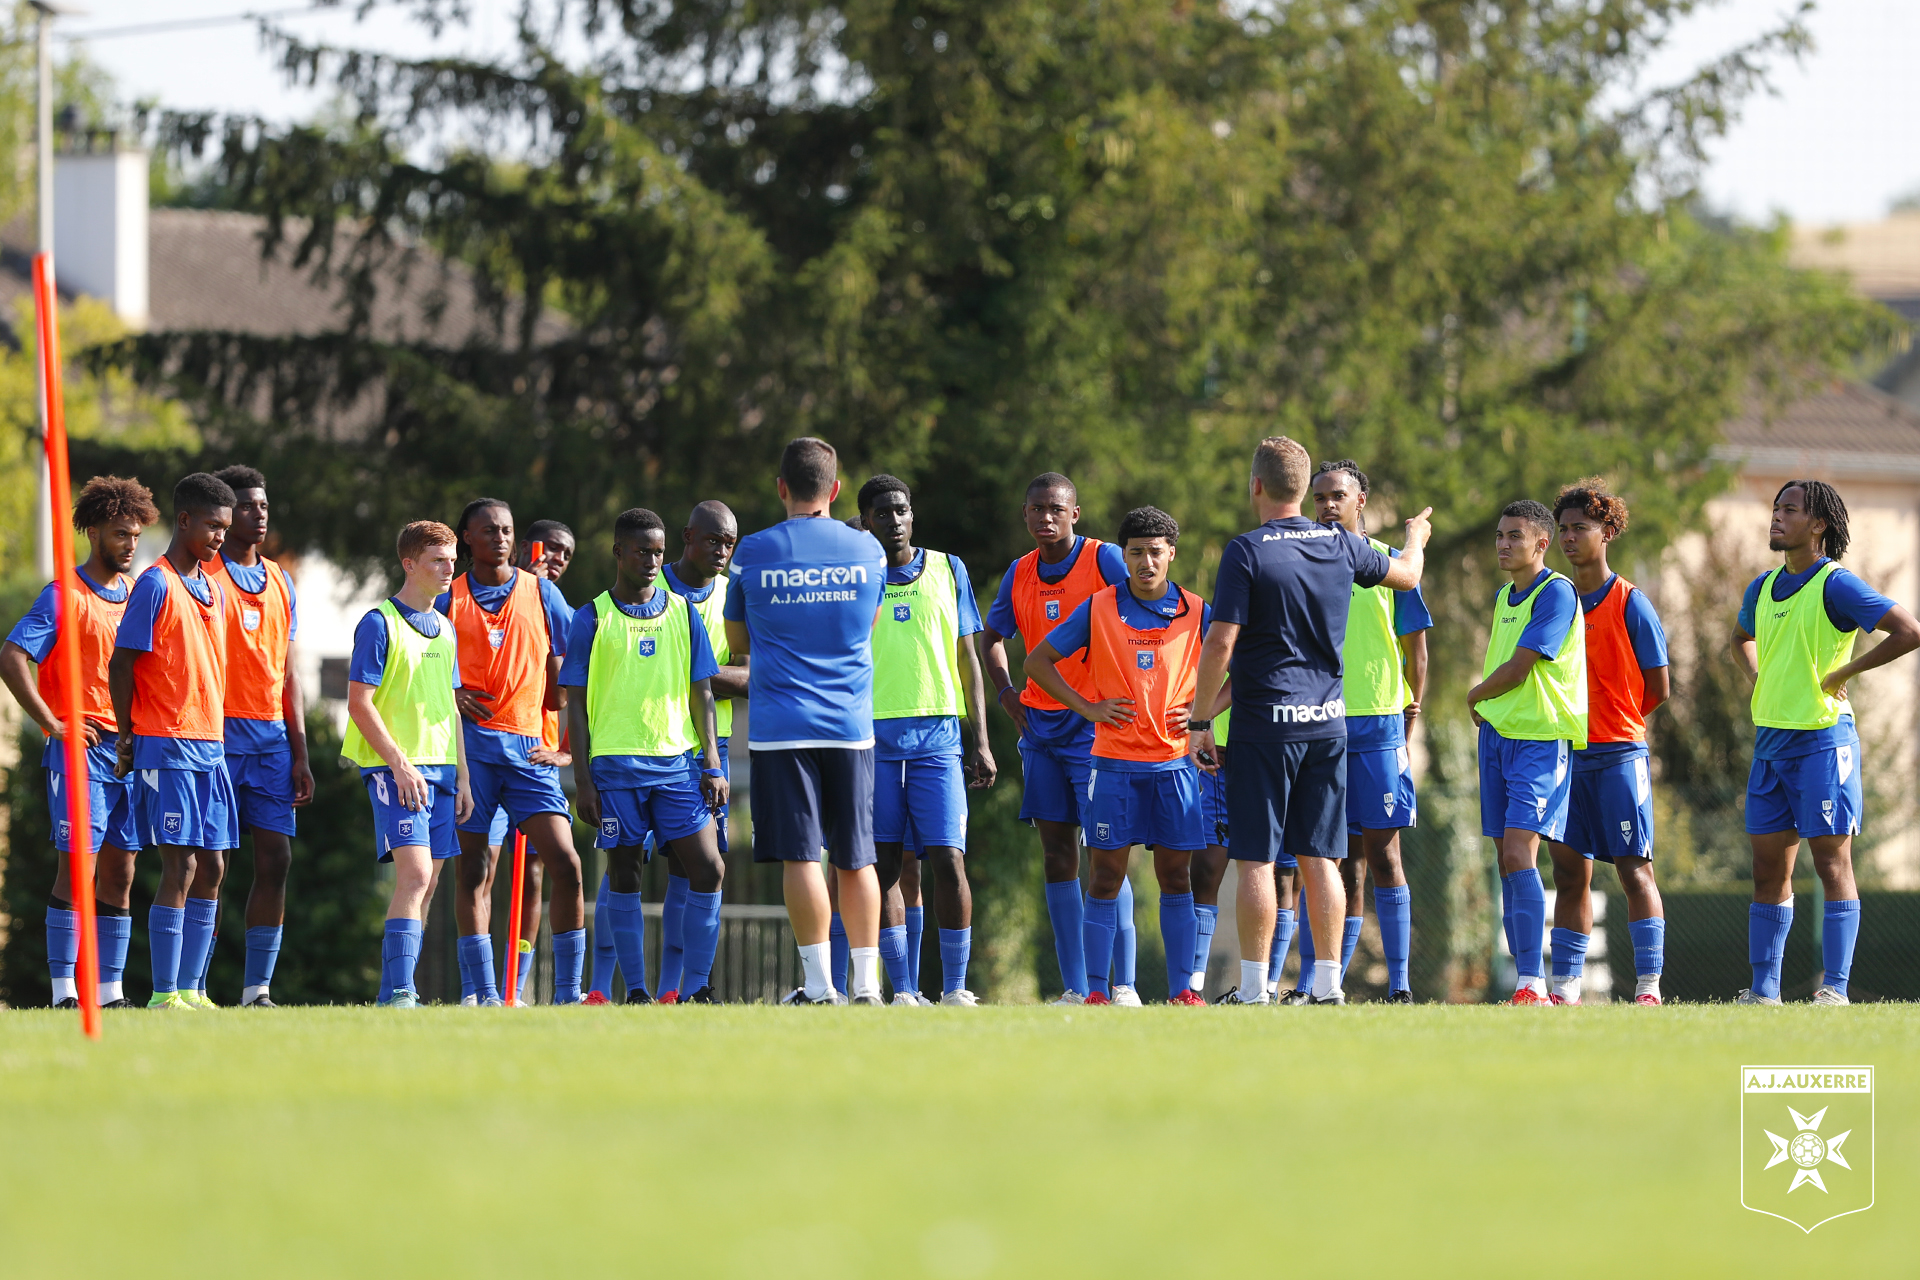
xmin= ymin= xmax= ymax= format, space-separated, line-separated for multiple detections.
xmin=1191 ymin=436 xmax=1432 ymax=1005
xmin=725 ymin=437 xmax=889 ymax=1004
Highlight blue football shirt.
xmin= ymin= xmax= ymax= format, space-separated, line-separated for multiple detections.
xmin=724 ymin=514 xmax=887 ymax=749
xmin=561 ymin=589 xmax=720 ymax=788
xmin=1737 ymin=560 xmax=1895 ymax=761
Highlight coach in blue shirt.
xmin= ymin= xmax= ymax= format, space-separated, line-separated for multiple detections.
xmin=725 ymin=437 xmax=889 ymax=1004
xmin=1191 ymin=436 xmax=1432 ymax=1006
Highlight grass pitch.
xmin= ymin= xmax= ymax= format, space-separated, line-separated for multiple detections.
xmin=2 ymin=1002 xmax=1912 ymax=1278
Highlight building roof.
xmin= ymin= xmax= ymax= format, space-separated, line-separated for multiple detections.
xmin=1790 ymin=213 xmax=1920 ymax=320
xmin=1 ymin=208 xmax=567 ymax=346
xmin=1716 ymin=379 xmax=1920 ymax=480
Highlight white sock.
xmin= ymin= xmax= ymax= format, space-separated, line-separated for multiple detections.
xmin=1188 ymin=970 xmax=1205 ymax=992
xmin=1265 ymin=980 xmax=1279 ymax=995
xmin=1551 ymin=975 xmax=1583 ymax=1002
xmin=50 ymin=976 xmax=77 ymax=1003
xmin=98 ymin=980 xmax=123 ymax=1004
xmin=850 ymin=947 xmax=881 ymax=999
xmin=799 ymin=941 xmax=832 ymax=1000
xmin=243 ymin=984 xmax=269 ymax=1005
xmin=1636 ymin=974 xmax=1662 ymax=998
xmin=1311 ymin=959 xmax=1340 ymax=999
xmin=1239 ymin=959 xmax=1267 ymax=1000
xmin=1516 ymin=975 xmax=1546 ymax=995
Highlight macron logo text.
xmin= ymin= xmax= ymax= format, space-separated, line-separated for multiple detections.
xmin=760 ymin=565 xmax=870 ymax=589
xmin=1272 ymin=697 xmax=1346 ymax=723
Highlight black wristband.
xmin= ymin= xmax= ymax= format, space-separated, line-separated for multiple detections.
xmin=1187 ymin=719 xmax=1211 ymax=732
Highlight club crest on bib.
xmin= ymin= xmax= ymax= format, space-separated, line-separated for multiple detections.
xmin=1136 ymin=650 xmax=1155 ymax=670
xmin=1046 ymin=600 xmax=1061 ymax=621
xmin=637 ymin=638 xmax=657 ymax=658
xmin=488 ymin=627 xmax=506 ymax=649
xmin=894 ymin=604 xmax=912 ymax=622
xmin=241 ymin=606 xmax=261 ymax=632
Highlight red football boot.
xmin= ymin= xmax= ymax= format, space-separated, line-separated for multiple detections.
xmin=1634 ymin=992 xmax=1663 ymax=1005
xmin=1509 ymin=987 xmax=1551 ymax=1006
xmin=1170 ymin=989 xmax=1206 ymax=1007
xmin=1084 ymin=990 xmax=1112 ymax=1006
xmin=658 ymin=989 xmax=679 ymax=1005
xmin=581 ymin=991 xmax=612 ymax=1006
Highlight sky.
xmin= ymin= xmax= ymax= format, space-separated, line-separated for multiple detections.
xmin=59 ymin=0 xmax=1920 ymax=228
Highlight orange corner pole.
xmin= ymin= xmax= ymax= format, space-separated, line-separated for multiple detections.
xmin=501 ymin=539 xmax=545 ymax=1007
xmin=35 ymin=253 xmax=100 ymax=1041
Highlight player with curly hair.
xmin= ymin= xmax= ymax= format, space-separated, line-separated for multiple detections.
xmin=1 ymin=476 xmax=158 ymax=1007
xmin=1732 ymin=480 xmax=1920 ymax=1005
xmin=1549 ymin=480 xmax=1670 ymax=1005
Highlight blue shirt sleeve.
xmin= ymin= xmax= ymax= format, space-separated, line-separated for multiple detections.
xmin=1096 ymin=541 xmax=1129 ymax=586
xmin=348 ymin=609 xmax=389 ymax=686
xmin=1824 ymin=568 xmax=1897 ymax=634
xmin=1622 ymin=588 xmax=1670 ymax=669
xmin=1348 ymin=530 xmax=1391 ymax=589
xmin=984 ymin=557 xmax=1021 ymax=638
xmin=4 ymin=582 xmax=60 ymax=663
xmin=1200 ymin=600 xmax=1212 ymax=637
xmin=1737 ymin=575 xmax=1765 ymax=637
xmin=1211 ymin=537 xmax=1253 ymax=627
xmin=688 ymin=605 xmax=719 ymax=683
xmin=1045 ymin=599 xmax=1094 ymax=660
xmin=1387 ymin=550 xmax=1434 ymax=634
xmin=722 ymin=560 xmax=747 ymax=622
xmin=1516 ymin=577 xmax=1578 ymax=660
xmin=558 ymin=604 xmax=598 ymax=687
xmin=285 ymin=572 xmax=298 ymax=641
xmin=537 ymin=576 xmax=573 ymax=656
xmin=433 ymin=591 xmax=451 ymax=615
xmin=950 ymin=554 xmax=983 ymax=637
xmin=114 ymin=569 xmax=168 ymax=653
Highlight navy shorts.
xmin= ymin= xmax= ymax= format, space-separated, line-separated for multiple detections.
xmin=364 ymin=766 xmax=460 ymax=861
xmin=458 ymin=758 xmax=570 ymax=835
xmin=875 ymin=753 xmax=967 ymax=852
xmin=48 ymin=749 xmax=142 ymax=855
xmin=137 ymin=762 xmax=239 ymax=852
xmin=1017 ymin=736 xmax=1092 ymax=827
xmin=595 ymin=773 xmax=713 ymax=851
xmin=1226 ymin=737 xmax=1346 ymax=863
xmin=750 ymin=746 xmax=876 ymax=870
xmin=1477 ymin=725 xmax=1570 ymax=841
xmin=1746 ymin=744 xmax=1862 ymax=838
xmin=1564 ymin=755 xmax=1654 ymax=862
xmin=228 ymin=747 xmax=297 ymax=838
xmin=1084 ymin=762 xmax=1206 ymax=851
xmin=1346 ymin=744 xmax=1417 ymax=835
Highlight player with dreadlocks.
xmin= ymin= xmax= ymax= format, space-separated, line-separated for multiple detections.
xmin=1732 ymin=480 xmax=1920 ymax=1005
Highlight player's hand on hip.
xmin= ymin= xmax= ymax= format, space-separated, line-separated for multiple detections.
xmin=1820 ymin=671 xmax=1851 ymax=699
xmin=1164 ymin=704 xmax=1192 ymax=736
xmin=575 ymin=782 xmax=600 ymax=830
xmin=967 ymin=743 xmax=997 ymax=789
xmin=1189 ymin=727 xmax=1220 ymax=773
xmin=1087 ymin=697 xmax=1136 ymax=726
xmin=290 ymin=757 xmax=315 ymax=807
xmin=1403 ymin=701 xmax=1420 ymax=726
xmin=529 ymin=747 xmax=571 ymax=767
xmin=79 ymin=720 xmax=102 ymax=748
xmin=455 ymin=688 xmax=497 ymax=722
xmin=702 ymin=774 xmax=729 ymax=813
xmin=1404 ymin=506 xmax=1434 ymax=547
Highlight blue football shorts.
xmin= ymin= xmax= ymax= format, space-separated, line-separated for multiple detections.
xmin=46 ymin=741 xmax=142 ymax=854
xmin=1563 ymin=754 xmax=1655 ymax=862
xmin=1017 ymin=736 xmax=1093 ymax=828
xmin=227 ymin=746 xmax=297 ymax=837
xmin=137 ymin=762 xmax=239 ymax=851
xmin=1477 ymin=725 xmax=1571 ymax=842
xmin=594 ymin=772 xmax=713 ymax=851
xmin=364 ymin=765 xmax=460 ymax=861
xmin=1745 ymin=743 xmax=1863 ymax=838
xmin=1084 ymin=761 xmax=1206 ymax=851
xmin=1346 ymin=744 xmax=1417 ymax=835
xmin=874 ymin=753 xmax=968 ymax=853
xmin=457 ymin=757 xmax=570 ymax=836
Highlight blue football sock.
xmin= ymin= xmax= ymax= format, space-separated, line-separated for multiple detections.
xmin=243 ymin=926 xmax=283 ymax=991
xmin=1375 ymin=885 xmax=1411 ymax=992
xmin=829 ymin=911 xmax=849 ymax=996
xmin=550 ymin=928 xmax=586 ymax=1003
xmin=180 ymin=897 xmax=219 ymax=992
xmin=1044 ymin=880 xmax=1088 ymax=996
xmin=1823 ymin=899 xmax=1861 ymax=996
xmin=1268 ymin=908 xmax=1297 ymax=986
xmin=1506 ymin=869 xmax=1546 ymax=979
xmin=1192 ymin=902 xmax=1219 ymax=983
xmin=383 ymin=919 xmax=424 ymax=997
xmin=1082 ymin=895 xmax=1120 ymax=995
xmin=939 ymin=927 xmax=972 ymax=994
xmin=1293 ymin=908 xmax=1317 ymax=992
xmin=1550 ymin=927 xmax=1590 ymax=980
xmin=605 ymin=891 xmax=648 ymax=999
xmin=148 ymin=905 xmax=184 ymax=994
xmin=98 ymin=912 xmax=132 ymax=988
xmin=1749 ymin=899 xmax=1794 ymax=1000
xmin=1112 ymin=876 xmax=1138 ymax=988
xmin=658 ymin=874 xmax=690 ymax=994
xmin=1500 ymin=870 xmax=1516 ymax=959
xmin=1628 ymin=916 xmax=1665 ymax=977
xmin=45 ymin=906 xmax=78 ymax=984
xmin=457 ymin=934 xmax=495 ymax=1003
xmin=879 ymin=925 xmax=912 ymax=995
xmin=590 ymin=873 xmax=618 ymax=998
xmin=905 ymin=905 xmax=925 ymax=992
xmin=1338 ymin=914 xmax=1362 ymax=984
xmin=1159 ymin=892 xmax=1197 ymax=997
xmin=682 ymin=890 xmax=722 ymax=993
xmin=516 ymin=945 xmax=535 ymax=997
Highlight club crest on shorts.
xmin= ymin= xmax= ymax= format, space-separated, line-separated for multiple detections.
xmin=1136 ymin=650 xmax=1154 ymax=670
xmin=601 ymin=817 xmax=619 ymax=842
xmin=1383 ymin=793 xmax=1395 ymax=816
xmin=396 ymin=816 xmax=415 ymax=840
xmin=1621 ymin=820 xmax=1633 ymax=844
xmin=637 ymin=638 xmax=657 ymax=657
xmin=57 ymin=820 xmax=70 ymax=843
xmin=894 ymin=604 xmax=912 ymax=622
xmin=1094 ymin=822 xmax=1111 ymax=844
xmin=163 ymin=811 xmax=183 ymax=837
xmin=241 ymin=606 xmax=261 ymax=632
xmin=1742 ymin=1066 xmax=1873 ymax=1232
xmin=488 ymin=627 xmax=506 ymax=649
xmin=1822 ymin=799 xmax=1835 ymax=825
xmin=1046 ymin=600 xmax=1060 ymax=621
xmin=1535 ymin=796 xmax=1548 ymax=820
